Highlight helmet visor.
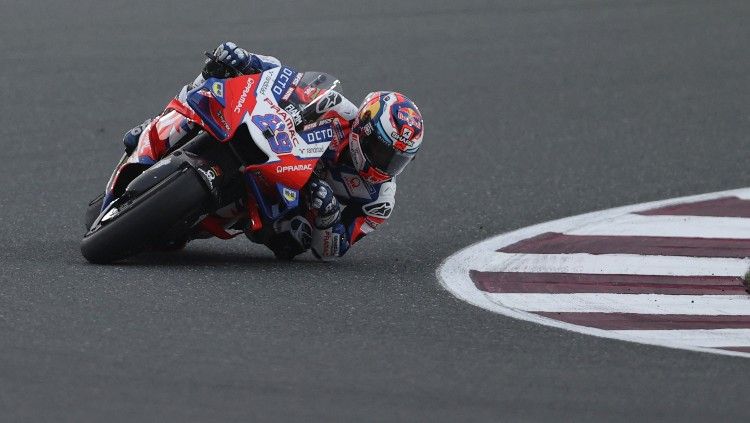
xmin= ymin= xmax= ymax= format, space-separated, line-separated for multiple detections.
xmin=360 ymin=131 xmax=412 ymax=177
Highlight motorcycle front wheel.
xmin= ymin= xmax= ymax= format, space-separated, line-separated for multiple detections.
xmin=80 ymin=167 xmax=210 ymax=264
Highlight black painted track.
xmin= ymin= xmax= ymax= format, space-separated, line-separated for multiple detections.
xmin=2 ymin=1 xmax=749 ymax=421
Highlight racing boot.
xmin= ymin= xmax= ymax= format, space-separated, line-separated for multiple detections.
xmin=265 ymin=216 xmax=313 ymax=260
xmin=122 ymin=118 xmax=152 ymax=155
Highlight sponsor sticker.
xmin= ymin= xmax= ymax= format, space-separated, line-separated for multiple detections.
xmin=211 ymin=82 xmax=224 ymax=99
xmin=216 ymin=110 xmax=230 ymax=131
xmin=345 ymin=174 xmax=361 ymax=189
xmin=198 ymin=167 xmax=220 ymax=189
xmin=258 ymin=72 xmax=273 ymax=95
xmin=315 ymin=91 xmax=342 ymax=114
xmin=364 ymin=217 xmax=381 ymax=229
xmin=298 ymin=144 xmax=327 ymax=156
xmin=233 ymin=77 xmax=255 ymax=113
xmin=332 ymin=119 xmax=344 ymax=142
xmin=276 ymin=163 xmax=313 ymax=173
xmin=282 ymin=187 xmax=297 ymax=202
xmin=281 ymin=87 xmax=294 ymax=102
xmin=271 ymin=66 xmax=298 ymax=101
xmin=302 ymin=125 xmax=334 ymax=144
xmin=396 ymin=106 xmax=422 ymax=129
xmin=261 ymin=98 xmax=299 ymax=143
xmin=284 ymin=103 xmax=303 ymax=126
xmin=363 ymin=202 xmax=393 ymax=218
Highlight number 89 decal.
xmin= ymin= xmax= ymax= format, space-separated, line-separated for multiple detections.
xmin=251 ymin=114 xmax=293 ymax=154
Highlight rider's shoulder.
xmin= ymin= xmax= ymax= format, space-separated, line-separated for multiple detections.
xmin=324 ymin=91 xmax=358 ymax=121
xmin=374 ymin=179 xmax=397 ymax=198
xmin=341 ymin=94 xmax=358 ymax=121
xmin=361 ymin=179 xmax=396 ymax=219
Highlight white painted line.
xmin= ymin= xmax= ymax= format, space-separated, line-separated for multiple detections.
xmin=488 ymin=293 xmax=750 ymax=315
xmin=479 ymin=253 xmax=749 ymax=277
xmin=565 ymin=214 xmax=750 ymax=239
xmin=611 ymin=329 xmax=750 ymax=348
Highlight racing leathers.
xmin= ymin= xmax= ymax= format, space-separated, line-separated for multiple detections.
xmin=122 ymin=43 xmax=396 ymax=260
xmin=265 ymin=95 xmax=397 ymax=260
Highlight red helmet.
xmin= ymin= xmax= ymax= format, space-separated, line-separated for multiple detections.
xmin=349 ymin=92 xmax=424 ymax=184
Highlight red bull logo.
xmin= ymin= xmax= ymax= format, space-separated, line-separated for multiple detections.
xmin=396 ymin=106 xmax=422 ymax=130
xmin=391 ymin=102 xmax=423 ymax=153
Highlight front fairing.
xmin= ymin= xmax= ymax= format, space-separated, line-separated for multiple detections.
xmin=185 ymin=67 xmax=342 ymax=224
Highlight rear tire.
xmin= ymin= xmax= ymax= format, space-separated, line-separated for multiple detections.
xmin=80 ymin=168 xmax=210 ymax=264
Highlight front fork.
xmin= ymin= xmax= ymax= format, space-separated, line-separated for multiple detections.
xmin=101 ymin=153 xmax=129 ymax=212
xmin=97 ymin=119 xmax=260 ymax=244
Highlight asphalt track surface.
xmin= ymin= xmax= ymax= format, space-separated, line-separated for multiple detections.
xmin=2 ymin=1 xmax=749 ymax=421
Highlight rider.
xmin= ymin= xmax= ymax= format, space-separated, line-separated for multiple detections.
xmin=123 ymin=42 xmax=424 ymax=260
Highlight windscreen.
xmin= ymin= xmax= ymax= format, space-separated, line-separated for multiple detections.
xmin=282 ymin=72 xmax=343 ymax=126
xmin=294 ymin=72 xmax=341 ymax=106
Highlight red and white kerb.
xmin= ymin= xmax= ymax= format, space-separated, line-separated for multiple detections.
xmin=439 ymin=188 xmax=750 ymax=358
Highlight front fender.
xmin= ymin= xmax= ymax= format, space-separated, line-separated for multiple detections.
xmin=125 ymin=151 xmax=224 ymax=206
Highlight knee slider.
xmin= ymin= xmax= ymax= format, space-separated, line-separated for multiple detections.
xmin=289 ymin=216 xmax=312 ymax=250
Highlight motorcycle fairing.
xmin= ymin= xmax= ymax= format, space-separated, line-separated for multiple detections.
xmin=189 ymin=67 xmax=334 ymax=225
xmin=101 ymin=110 xmax=197 ymax=211
xmin=100 ymin=66 xmax=339 ymax=232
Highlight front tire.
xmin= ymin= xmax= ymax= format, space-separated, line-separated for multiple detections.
xmin=80 ymin=167 xmax=210 ymax=264
xmin=83 ymin=193 xmax=104 ymax=230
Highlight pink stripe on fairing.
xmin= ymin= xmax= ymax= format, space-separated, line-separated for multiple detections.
xmin=498 ymin=232 xmax=750 ymax=258
xmin=638 ymin=196 xmax=750 ymax=218
xmin=533 ymin=312 xmax=750 ymax=330
xmin=469 ymin=271 xmax=746 ymax=295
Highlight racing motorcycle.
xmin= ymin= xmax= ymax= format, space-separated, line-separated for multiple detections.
xmin=81 ymin=55 xmax=344 ymax=263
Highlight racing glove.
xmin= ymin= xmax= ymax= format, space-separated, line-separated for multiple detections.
xmin=308 ymin=179 xmax=341 ymax=229
xmin=202 ymin=41 xmax=255 ymax=78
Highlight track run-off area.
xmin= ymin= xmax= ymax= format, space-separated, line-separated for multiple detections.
xmin=439 ymin=188 xmax=750 ymax=358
